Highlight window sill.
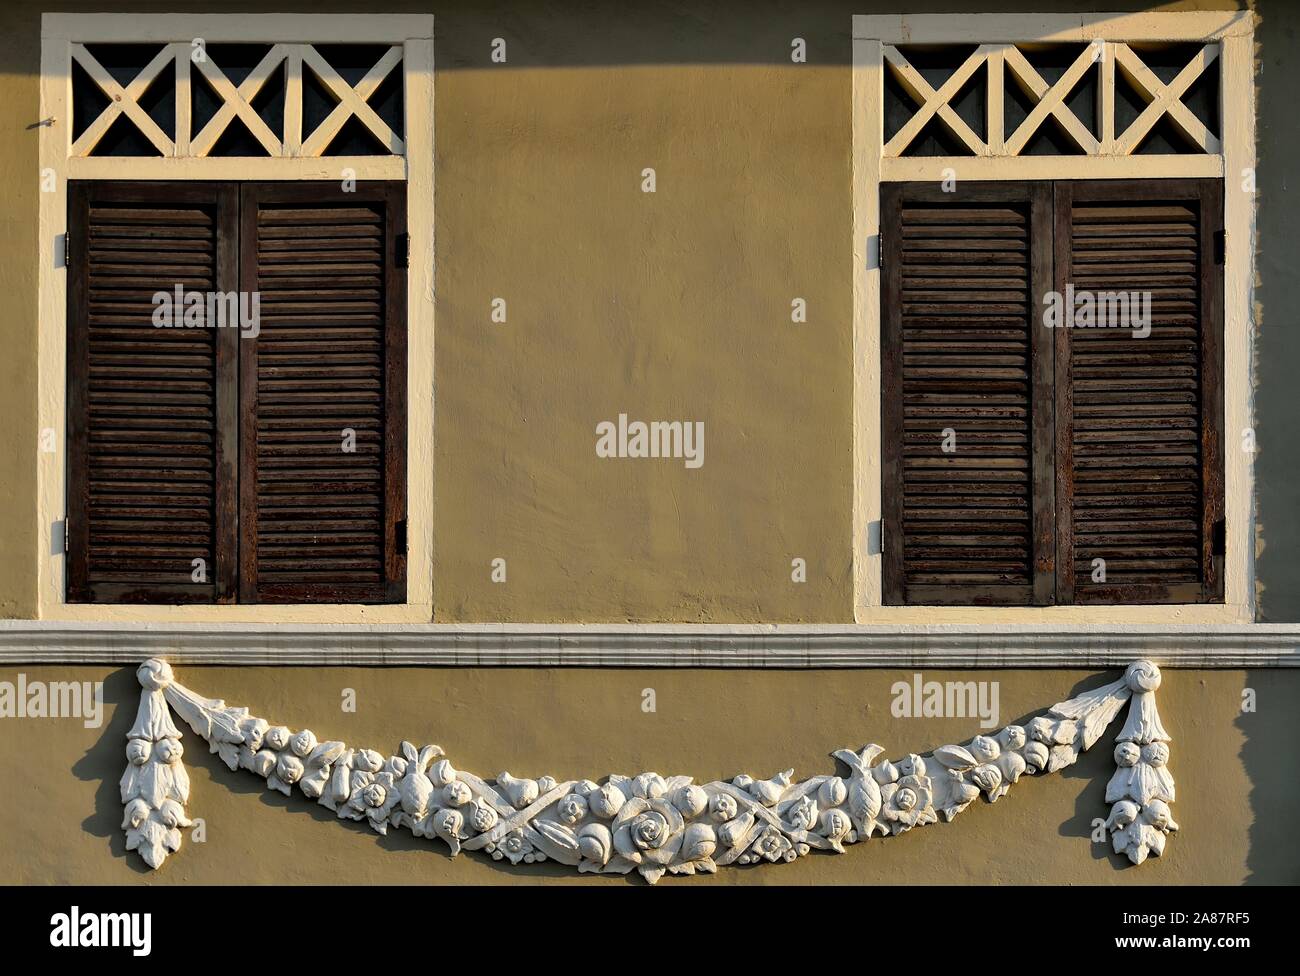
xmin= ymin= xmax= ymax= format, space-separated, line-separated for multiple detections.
xmin=38 ymin=603 xmax=434 ymax=626
xmin=855 ymin=602 xmax=1250 ymax=626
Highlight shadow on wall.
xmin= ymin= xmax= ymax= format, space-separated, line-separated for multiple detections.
xmin=1055 ymin=671 xmax=1135 ymax=871
xmin=1242 ymin=669 xmax=1300 ymax=882
xmin=1243 ymin=5 xmax=1300 ymax=883
xmin=3 ymin=0 xmax=1252 ymax=71
xmin=1252 ymin=0 xmax=1300 ymax=622
xmin=70 ymin=666 xmax=150 ymax=874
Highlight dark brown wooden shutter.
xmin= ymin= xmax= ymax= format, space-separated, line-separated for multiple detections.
xmin=66 ymin=182 xmax=238 ymax=603
xmin=881 ymin=183 xmax=1055 ymax=605
xmin=238 ymin=183 xmax=407 ymax=603
xmin=1054 ymin=179 xmax=1224 ymax=603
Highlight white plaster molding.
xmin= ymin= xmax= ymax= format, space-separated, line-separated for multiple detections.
xmin=122 ymin=658 xmax=1175 ymax=880
xmin=120 ymin=661 xmax=191 ymax=868
xmin=6 ymin=621 xmax=1299 ymax=666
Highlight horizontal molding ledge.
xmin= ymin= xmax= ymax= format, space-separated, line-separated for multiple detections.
xmin=0 ymin=622 xmax=1297 ymax=667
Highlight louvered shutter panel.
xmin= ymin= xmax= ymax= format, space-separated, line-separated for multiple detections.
xmin=239 ymin=183 xmax=407 ymax=603
xmin=67 ymin=183 xmax=238 ymax=603
xmin=881 ymin=183 xmax=1055 ymax=605
xmin=1054 ymin=180 xmax=1224 ymax=603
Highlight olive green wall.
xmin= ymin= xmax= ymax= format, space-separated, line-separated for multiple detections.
xmin=1 ymin=0 xmax=1280 ymax=622
xmin=2 ymin=665 xmax=1296 ymax=884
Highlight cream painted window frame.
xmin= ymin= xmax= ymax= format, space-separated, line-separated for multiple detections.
xmin=37 ymin=13 xmax=435 ymax=623
xmin=851 ymin=11 xmax=1257 ymax=625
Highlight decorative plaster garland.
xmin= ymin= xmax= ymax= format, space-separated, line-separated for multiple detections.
xmin=121 ymin=659 xmax=1175 ymax=881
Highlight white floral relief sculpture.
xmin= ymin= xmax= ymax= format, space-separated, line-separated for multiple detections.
xmin=1103 ymin=660 xmax=1177 ymax=864
xmin=123 ymin=658 xmax=1175 ymax=881
xmin=120 ymin=660 xmax=192 ymax=867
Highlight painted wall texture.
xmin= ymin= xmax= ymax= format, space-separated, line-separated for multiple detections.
xmin=1 ymin=0 xmax=1297 ymax=886
xmin=1 ymin=0 xmax=1286 ymax=622
xmin=2 ymin=664 xmax=1296 ymax=884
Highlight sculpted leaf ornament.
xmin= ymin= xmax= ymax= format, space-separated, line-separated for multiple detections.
xmin=120 ymin=659 xmax=1176 ymax=881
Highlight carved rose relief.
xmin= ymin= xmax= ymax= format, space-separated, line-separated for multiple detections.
xmin=122 ymin=659 xmax=1177 ymax=881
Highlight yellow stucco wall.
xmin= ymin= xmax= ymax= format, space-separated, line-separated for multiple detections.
xmin=3 ymin=665 xmax=1295 ymax=884
xmin=0 ymin=2 xmax=42 ymax=617
xmin=2 ymin=0 xmax=1296 ymax=887
xmin=0 ymin=0 xmax=1256 ymax=624
xmin=432 ymin=57 xmax=853 ymax=622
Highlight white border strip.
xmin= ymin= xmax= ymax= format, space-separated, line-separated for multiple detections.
xmin=1 ymin=621 xmax=1296 ymax=667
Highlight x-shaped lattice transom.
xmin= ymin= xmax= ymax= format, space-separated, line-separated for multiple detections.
xmin=882 ymin=40 xmax=1220 ymax=158
xmin=884 ymin=44 xmax=993 ymax=157
xmin=1112 ymin=42 xmax=1220 ymax=155
xmin=70 ymin=42 xmax=406 ymax=158
xmin=70 ymin=44 xmax=177 ymax=156
xmin=1003 ymin=43 xmax=1102 ymax=155
xmin=190 ymin=44 xmax=287 ymax=156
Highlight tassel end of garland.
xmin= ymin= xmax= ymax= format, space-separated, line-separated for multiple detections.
xmin=1106 ymin=661 xmax=1177 ymax=865
xmin=121 ymin=660 xmax=191 ymax=870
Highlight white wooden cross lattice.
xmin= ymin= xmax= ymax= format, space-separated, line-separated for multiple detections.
xmin=69 ymin=42 xmax=405 ymax=158
xmin=882 ymin=40 xmax=1221 ymax=158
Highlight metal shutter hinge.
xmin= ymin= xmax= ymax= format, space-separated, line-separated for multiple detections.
xmin=396 ymin=233 xmax=410 ymax=269
xmin=1212 ymin=518 xmax=1226 ymax=556
xmin=62 ymin=233 xmax=71 ymax=271
xmin=395 ymin=518 xmax=407 ymax=554
xmin=1213 ymin=229 xmax=1226 ymax=265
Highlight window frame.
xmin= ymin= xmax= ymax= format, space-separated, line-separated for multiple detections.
xmin=852 ymin=11 xmax=1256 ymax=624
xmin=38 ymin=13 xmax=434 ymax=622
